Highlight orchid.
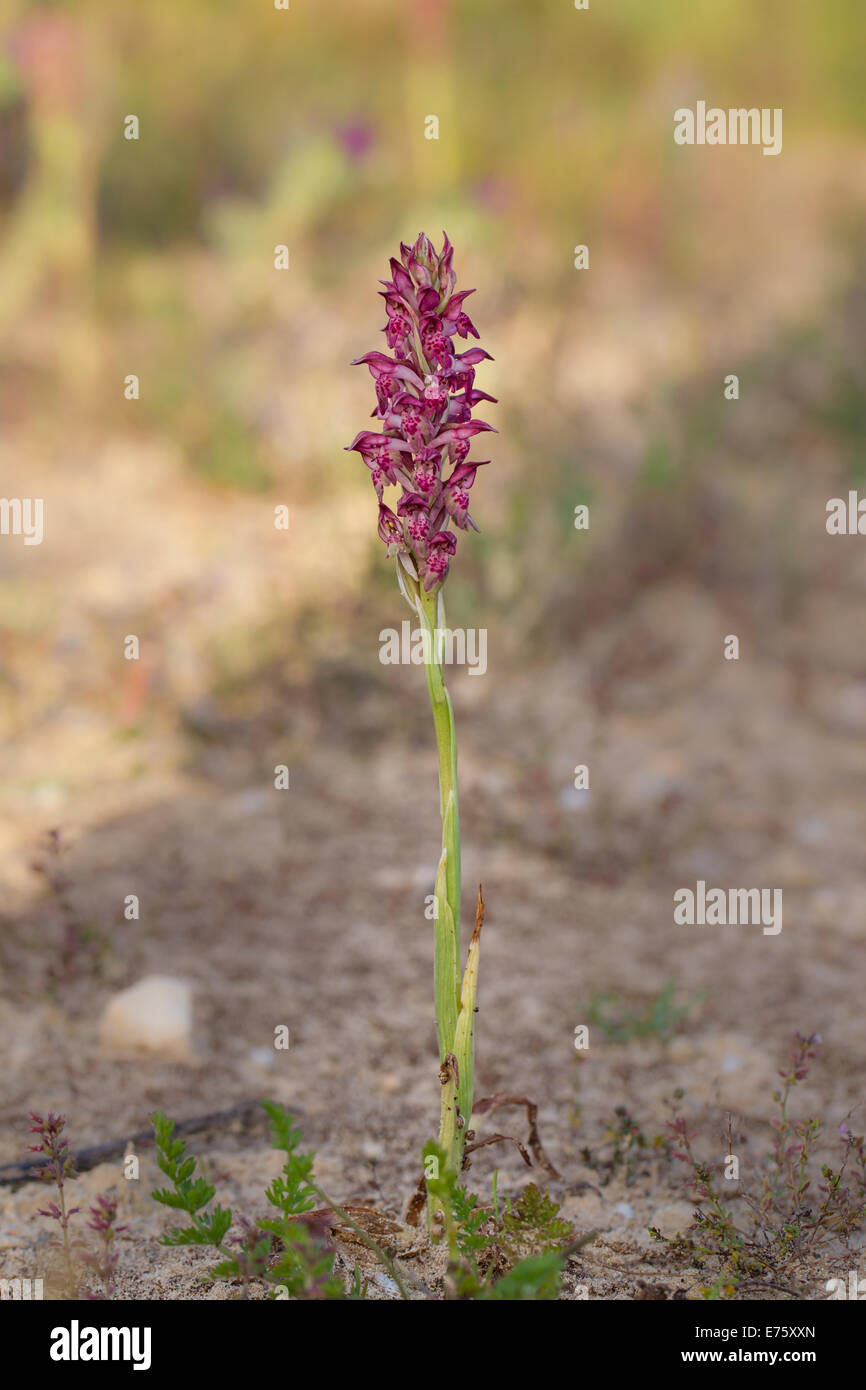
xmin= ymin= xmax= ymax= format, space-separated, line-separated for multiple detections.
xmin=347 ymin=232 xmax=496 ymax=592
xmin=348 ymin=234 xmax=495 ymax=1233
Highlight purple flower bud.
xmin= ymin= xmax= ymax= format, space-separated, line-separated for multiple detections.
xmin=389 ymin=258 xmax=416 ymax=301
xmin=429 ymin=419 xmax=496 ymax=448
xmin=454 ymin=346 xmax=493 ymax=367
xmin=448 ymin=461 xmax=487 ymax=488
xmin=349 ymin=233 xmax=494 ymax=588
xmin=441 ymin=288 xmax=476 ymax=322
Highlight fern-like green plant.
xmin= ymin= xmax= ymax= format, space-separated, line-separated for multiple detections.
xmin=151 ymin=1110 xmax=233 ymax=1250
xmin=150 ymin=1105 xmax=357 ymax=1299
xmin=448 ymin=1178 xmax=588 ymax=1300
xmin=498 ymin=1183 xmax=574 ymax=1263
xmin=476 ymin=1248 xmax=565 ymax=1301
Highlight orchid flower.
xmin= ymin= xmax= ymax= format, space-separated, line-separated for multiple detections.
xmin=347 ymin=232 xmax=496 ymax=592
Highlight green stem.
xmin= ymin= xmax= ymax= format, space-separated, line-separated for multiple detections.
xmin=416 ymin=583 xmax=464 ymax=1194
xmin=417 ymin=583 xmax=462 ymax=1053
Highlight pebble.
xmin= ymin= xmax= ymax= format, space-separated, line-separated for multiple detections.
xmin=98 ymin=975 xmax=193 ymax=1060
xmin=371 ymin=1273 xmax=401 ymax=1297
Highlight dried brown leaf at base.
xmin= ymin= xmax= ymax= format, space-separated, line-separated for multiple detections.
xmin=471 ymin=1092 xmax=560 ymax=1178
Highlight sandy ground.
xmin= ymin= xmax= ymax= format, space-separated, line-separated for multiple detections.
xmin=2 ymin=532 xmax=865 ymax=1298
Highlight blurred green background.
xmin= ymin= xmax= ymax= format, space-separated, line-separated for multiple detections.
xmin=1 ymin=0 xmax=865 ymax=786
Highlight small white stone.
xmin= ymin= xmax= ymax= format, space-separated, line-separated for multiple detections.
xmin=98 ymin=976 xmax=192 ymax=1060
xmin=371 ymin=1272 xmax=401 ymax=1297
xmin=612 ymin=1201 xmax=634 ymax=1220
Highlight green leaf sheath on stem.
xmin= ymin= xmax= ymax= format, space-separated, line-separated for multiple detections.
xmin=415 ymin=581 xmax=476 ymax=1202
xmin=453 ymin=886 xmax=484 ymax=1137
xmin=436 ymin=1055 xmax=461 ymax=1209
xmin=432 ymin=840 xmax=459 ymax=1061
xmin=416 ymin=583 xmax=462 ymax=1062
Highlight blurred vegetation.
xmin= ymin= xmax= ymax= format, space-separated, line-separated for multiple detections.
xmin=1 ymin=0 xmax=865 ymax=654
xmin=584 ymin=979 xmax=706 ymax=1044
